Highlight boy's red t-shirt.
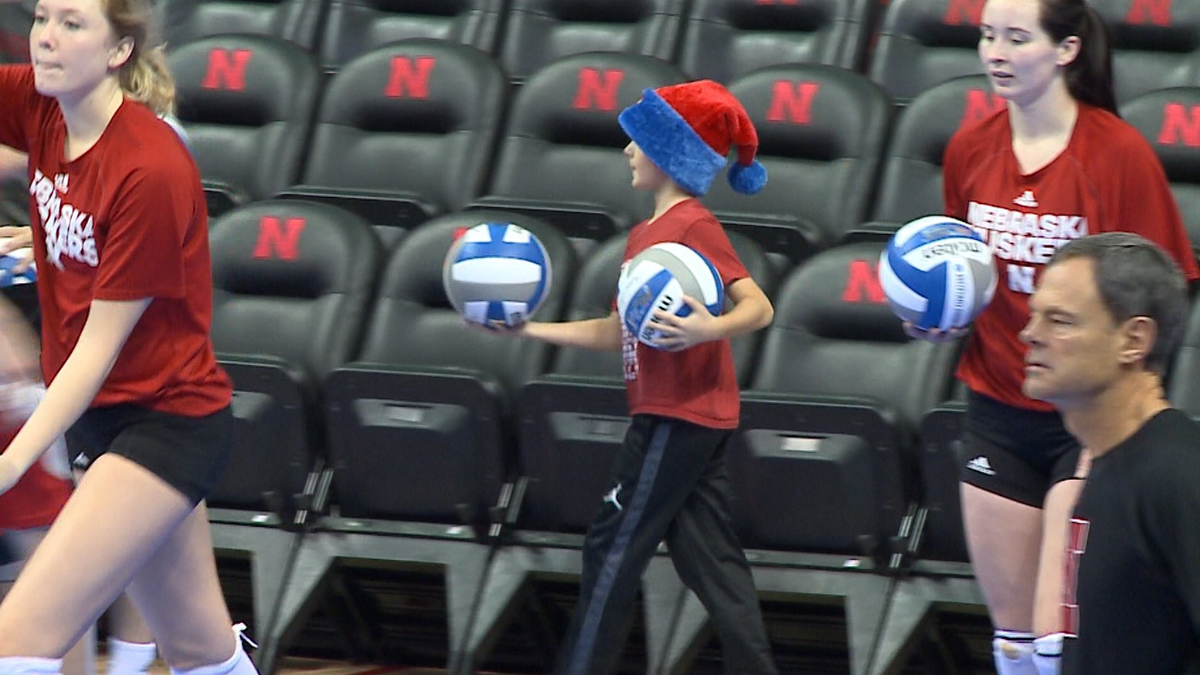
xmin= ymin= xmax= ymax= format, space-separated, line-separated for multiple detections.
xmin=620 ymin=199 xmax=749 ymax=429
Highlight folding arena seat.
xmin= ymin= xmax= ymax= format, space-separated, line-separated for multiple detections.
xmin=1169 ymin=293 xmax=1200 ymax=417
xmin=168 ymin=35 xmax=322 ymax=219
xmin=0 ymin=1 xmax=31 ymax=64
xmin=1092 ymin=0 xmax=1200 ymax=104
xmin=678 ymin=0 xmax=879 ymax=83
xmin=207 ymin=199 xmax=383 ymax=512
xmin=204 ymin=199 xmax=381 ymax=667
xmin=472 ymin=53 xmax=686 ymax=252
xmin=735 ymin=241 xmax=959 ymax=555
xmin=864 ymin=74 xmax=996 ymax=237
xmin=318 ymin=0 xmax=506 ymax=74
xmin=321 ymin=209 xmax=577 ymax=524
xmin=280 ymin=39 xmax=508 ymax=249
xmin=869 ymin=0 xmax=986 ymax=107
xmin=157 ymin=0 xmax=323 ymax=51
xmin=517 ymin=231 xmax=777 ymax=534
xmin=696 ymin=64 xmax=892 ymax=270
xmin=1122 ymin=86 xmax=1200 ymax=260
xmin=498 ymin=0 xmax=685 ymax=84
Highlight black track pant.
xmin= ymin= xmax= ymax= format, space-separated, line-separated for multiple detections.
xmin=553 ymin=414 xmax=778 ymax=675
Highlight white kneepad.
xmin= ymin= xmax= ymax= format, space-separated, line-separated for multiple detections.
xmin=994 ymin=631 xmax=1038 ymax=675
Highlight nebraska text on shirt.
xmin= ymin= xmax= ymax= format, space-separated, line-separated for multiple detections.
xmin=966 ymin=201 xmax=1089 ymax=264
xmin=30 ymin=169 xmax=98 ymax=269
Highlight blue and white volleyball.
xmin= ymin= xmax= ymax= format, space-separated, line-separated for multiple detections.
xmin=617 ymin=243 xmax=724 ymax=348
xmin=443 ymin=223 xmax=552 ymax=328
xmin=878 ymin=216 xmax=997 ymax=331
xmin=0 ymin=251 xmax=35 ymax=288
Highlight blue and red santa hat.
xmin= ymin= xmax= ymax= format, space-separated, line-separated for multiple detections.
xmin=618 ymin=79 xmax=767 ymax=197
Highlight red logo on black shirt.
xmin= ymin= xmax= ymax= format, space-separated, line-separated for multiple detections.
xmin=1063 ymin=517 xmax=1091 ymax=638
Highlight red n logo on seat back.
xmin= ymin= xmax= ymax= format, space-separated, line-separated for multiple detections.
xmin=384 ymin=56 xmax=436 ymax=99
xmin=766 ymin=81 xmax=820 ymax=125
xmin=203 ymin=48 xmax=253 ymax=92
xmin=960 ymin=88 xmax=1005 ymax=128
xmin=573 ymin=68 xmax=624 ymax=111
xmin=1126 ymin=0 xmax=1174 ymax=26
xmin=1159 ymin=102 xmax=1200 ymax=148
xmin=253 ymin=216 xmax=306 ymax=261
xmin=842 ymin=260 xmax=887 ymax=304
xmin=943 ymin=0 xmax=985 ymax=25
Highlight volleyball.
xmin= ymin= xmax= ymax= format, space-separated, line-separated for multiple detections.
xmin=0 ymin=253 xmax=36 ymax=288
xmin=617 ymin=243 xmax=724 ymax=348
xmin=443 ymin=222 xmax=552 ymax=328
xmin=878 ymin=216 xmax=997 ymax=331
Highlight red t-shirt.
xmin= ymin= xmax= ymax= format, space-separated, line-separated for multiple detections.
xmin=945 ymin=105 xmax=1200 ymax=411
xmin=0 ymin=425 xmax=71 ymax=530
xmin=0 ymin=66 xmax=231 ymax=416
xmin=620 ymin=199 xmax=748 ymax=429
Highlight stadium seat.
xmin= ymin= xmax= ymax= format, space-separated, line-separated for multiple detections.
xmin=321 ymin=209 xmax=577 ymax=524
xmin=869 ymin=0 xmax=986 ymax=107
xmin=207 ymin=199 xmax=382 ymax=512
xmin=1169 ymin=292 xmax=1200 ymax=417
xmin=863 ymin=74 xmax=996 ymax=239
xmin=517 ymin=230 xmax=777 ymax=534
xmin=0 ymin=1 xmax=31 ymax=64
xmin=168 ymin=35 xmax=321 ymax=218
xmin=471 ymin=53 xmax=685 ymax=254
xmin=701 ymin=63 xmax=893 ymax=270
xmin=498 ymin=0 xmax=685 ymax=84
xmin=280 ymin=39 xmax=508 ymax=249
xmin=317 ymin=0 xmax=506 ymax=73
xmin=204 ymin=198 xmax=379 ymax=669
xmin=157 ymin=0 xmax=324 ymax=51
xmin=678 ymin=0 xmax=879 ymax=82
xmin=1092 ymin=0 xmax=1200 ymax=104
xmin=735 ymin=241 xmax=959 ymax=555
xmin=1122 ymin=86 xmax=1200 ymax=262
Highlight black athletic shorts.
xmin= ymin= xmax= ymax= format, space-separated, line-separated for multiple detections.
xmin=959 ymin=391 xmax=1081 ymax=508
xmin=65 ymin=403 xmax=233 ymax=505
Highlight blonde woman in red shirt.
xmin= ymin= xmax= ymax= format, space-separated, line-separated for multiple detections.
xmin=0 ymin=0 xmax=255 ymax=673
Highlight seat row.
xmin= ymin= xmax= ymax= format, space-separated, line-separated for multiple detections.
xmin=5 ymin=0 xmax=1195 ymax=100
xmin=154 ymin=33 xmax=1200 ymax=274
xmin=204 ymin=197 xmax=1200 ymax=570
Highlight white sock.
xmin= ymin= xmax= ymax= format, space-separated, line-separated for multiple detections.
xmin=169 ymin=640 xmax=257 ymax=675
xmin=993 ymin=630 xmax=1038 ymax=675
xmin=0 ymin=657 xmax=62 ymax=675
xmin=1033 ymin=633 xmax=1064 ymax=675
xmin=107 ymin=639 xmax=156 ymax=675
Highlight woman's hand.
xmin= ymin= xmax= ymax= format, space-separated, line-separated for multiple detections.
xmin=0 ymin=226 xmax=33 ymax=273
xmin=903 ymin=320 xmax=970 ymax=343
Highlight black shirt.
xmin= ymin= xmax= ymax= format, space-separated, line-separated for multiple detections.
xmin=1063 ymin=408 xmax=1200 ymax=675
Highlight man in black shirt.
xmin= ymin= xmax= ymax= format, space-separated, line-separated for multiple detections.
xmin=1019 ymin=232 xmax=1200 ymax=675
